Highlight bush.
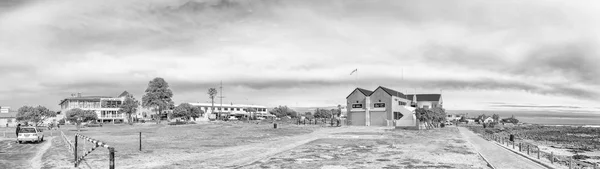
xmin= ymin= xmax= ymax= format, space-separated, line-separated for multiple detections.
xmin=168 ymin=121 xmax=188 ymax=125
xmin=58 ymin=119 xmax=65 ymax=125
xmin=187 ymin=121 xmax=196 ymax=124
xmin=573 ymin=154 xmax=590 ymax=160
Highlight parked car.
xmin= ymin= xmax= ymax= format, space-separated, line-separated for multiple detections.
xmin=17 ymin=127 xmax=44 ymax=143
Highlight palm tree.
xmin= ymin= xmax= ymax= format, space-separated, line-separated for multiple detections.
xmin=208 ymin=88 xmax=218 ymax=117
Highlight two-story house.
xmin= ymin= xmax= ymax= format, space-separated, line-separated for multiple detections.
xmin=346 ymin=86 xmax=417 ymax=127
xmin=59 ymin=91 xmax=131 ymax=123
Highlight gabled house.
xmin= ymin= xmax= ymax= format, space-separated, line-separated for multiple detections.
xmin=346 ymin=86 xmax=416 ymax=127
xmin=406 ymin=94 xmax=443 ymax=109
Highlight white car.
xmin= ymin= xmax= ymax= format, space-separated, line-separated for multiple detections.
xmin=17 ymin=127 xmax=44 ymax=143
xmin=228 ymin=116 xmax=238 ymax=121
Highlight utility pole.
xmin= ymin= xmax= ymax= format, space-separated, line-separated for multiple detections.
xmin=219 ymin=81 xmax=226 ymax=120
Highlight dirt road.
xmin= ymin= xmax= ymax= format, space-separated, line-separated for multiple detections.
xmin=458 ymin=127 xmax=547 ymax=169
xmin=0 ymin=137 xmax=53 ymax=169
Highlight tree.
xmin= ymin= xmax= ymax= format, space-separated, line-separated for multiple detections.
xmin=142 ymin=77 xmax=175 ymax=124
xmin=269 ymin=106 xmax=297 ymax=118
xmin=501 ymin=115 xmax=520 ymax=124
xmin=65 ymin=108 xmax=98 ymax=131
xmin=118 ymin=94 xmax=140 ymax=124
xmin=492 ymin=114 xmax=500 ymax=122
xmin=171 ymin=103 xmax=204 ymax=121
xmin=207 ymin=88 xmax=218 ymax=115
xmin=337 ymin=105 xmax=342 ymax=117
xmin=16 ymin=105 xmax=57 ymax=126
xmin=245 ymin=107 xmax=257 ymax=120
xmin=190 ymin=106 xmax=203 ymax=121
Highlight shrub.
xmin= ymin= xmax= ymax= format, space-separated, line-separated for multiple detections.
xmin=573 ymin=154 xmax=590 ymax=160
xmin=187 ymin=121 xmax=196 ymax=124
xmin=168 ymin=121 xmax=188 ymax=125
xmin=58 ymin=119 xmax=65 ymax=125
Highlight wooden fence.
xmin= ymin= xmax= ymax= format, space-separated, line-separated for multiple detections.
xmin=74 ymin=133 xmax=115 ymax=169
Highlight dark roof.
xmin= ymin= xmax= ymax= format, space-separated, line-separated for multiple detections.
xmin=0 ymin=112 xmax=17 ymax=118
xmin=376 ymin=86 xmax=406 ymax=98
xmin=346 ymin=88 xmax=373 ymax=98
xmin=406 ymin=94 xmax=442 ymax=102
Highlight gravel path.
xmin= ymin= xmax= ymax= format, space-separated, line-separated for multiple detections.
xmin=458 ymin=127 xmax=547 ymax=169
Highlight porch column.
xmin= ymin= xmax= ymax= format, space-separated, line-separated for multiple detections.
xmin=365 ymin=96 xmax=371 ymax=126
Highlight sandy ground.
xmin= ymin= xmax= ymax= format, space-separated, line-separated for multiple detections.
xmin=240 ymin=127 xmax=488 ymax=169
xmin=40 ymin=123 xmax=491 ymax=168
xmin=57 ymin=122 xmax=321 ymax=169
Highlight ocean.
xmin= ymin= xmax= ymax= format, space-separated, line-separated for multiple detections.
xmin=448 ymin=110 xmax=600 ymax=126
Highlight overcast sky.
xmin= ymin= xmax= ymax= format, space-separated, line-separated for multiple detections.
xmin=0 ymin=0 xmax=599 ymax=113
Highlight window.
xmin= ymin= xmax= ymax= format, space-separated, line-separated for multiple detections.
xmin=352 ymin=104 xmax=363 ymax=108
xmin=236 ymin=108 xmax=240 ymax=111
xmin=374 ymin=103 xmax=385 ymax=108
xmin=393 ymin=112 xmax=404 ymax=120
xmin=423 ymin=105 xmax=430 ymax=109
xmin=398 ymin=101 xmax=406 ymax=106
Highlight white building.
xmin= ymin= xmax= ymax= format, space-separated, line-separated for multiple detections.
xmin=406 ymin=94 xmax=443 ymax=109
xmin=59 ymin=91 xmax=131 ymax=123
xmin=0 ymin=106 xmax=10 ymax=113
xmin=187 ymin=102 xmax=269 ymax=120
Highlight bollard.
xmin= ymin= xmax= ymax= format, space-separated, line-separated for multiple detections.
xmin=519 ymin=143 xmax=521 ymax=151
xmin=109 ymin=147 xmax=115 ymax=169
xmin=512 ymin=141 xmax=515 ymax=149
xmin=527 ymin=145 xmax=530 ymax=155
xmin=274 ymin=123 xmax=278 ymax=129
xmin=74 ymin=135 xmax=78 ymax=167
xmin=139 ymin=132 xmax=142 ymax=151
xmin=551 ymin=152 xmax=554 ymax=164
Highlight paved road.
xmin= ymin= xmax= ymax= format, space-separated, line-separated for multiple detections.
xmin=458 ymin=127 xmax=547 ymax=169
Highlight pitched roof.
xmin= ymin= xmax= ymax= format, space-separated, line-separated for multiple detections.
xmin=346 ymin=88 xmax=373 ymax=98
xmin=118 ymin=91 xmax=131 ymax=97
xmin=376 ymin=86 xmax=406 ymax=98
xmin=406 ymin=94 xmax=442 ymax=102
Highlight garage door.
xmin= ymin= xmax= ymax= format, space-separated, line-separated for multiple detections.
xmin=350 ymin=112 xmax=365 ymax=126
xmin=370 ymin=111 xmax=387 ymax=126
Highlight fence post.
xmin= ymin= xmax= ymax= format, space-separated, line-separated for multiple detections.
xmin=512 ymin=141 xmax=515 ymax=149
xmin=536 ymin=146 xmax=540 ymax=160
xmin=569 ymin=157 xmax=573 ymax=169
xmin=519 ymin=143 xmax=521 ymax=151
xmin=139 ymin=132 xmax=142 ymax=151
xmin=551 ymin=152 xmax=554 ymax=164
xmin=109 ymin=147 xmax=115 ymax=169
xmin=527 ymin=144 xmax=530 ymax=155
xmin=74 ymin=135 xmax=78 ymax=167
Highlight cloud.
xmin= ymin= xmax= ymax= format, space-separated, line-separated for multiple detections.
xmin=0 ymin=0 xmax=599 ymax=110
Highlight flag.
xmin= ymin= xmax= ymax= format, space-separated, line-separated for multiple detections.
xmin=350 ymin=69 xmax=357 ymax=75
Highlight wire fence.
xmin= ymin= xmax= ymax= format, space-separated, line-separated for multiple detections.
xmin=481 ymin=133 xmax=599 ymax=169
